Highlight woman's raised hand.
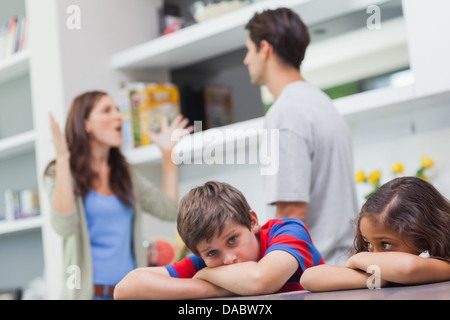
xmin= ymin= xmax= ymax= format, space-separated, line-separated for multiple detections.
xmin=49 ymin=112 xmax=70 ymax=159
xmin=148 ymin=114 xmax=194 ymax=154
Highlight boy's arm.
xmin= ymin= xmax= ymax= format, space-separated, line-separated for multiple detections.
xmin=194 ymin=250 xmax=298 ymax=296
xmin=345 ymin=251 xmax=450 ymax=285
xmin=114 ymin=266 xmax=233 ymax=300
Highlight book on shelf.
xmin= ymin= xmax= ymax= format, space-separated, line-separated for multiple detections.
xmin=118 ymin=82 xmax=235 ymax=151
xmin=179 ymin=85 xmax=206 ymax=129
xmin=2 ymin=189 xmax=40 ymax=222
xmin=118 ymin=82 xmax=181 ymax=149
xmin=179 ymin=84 xmax=234 ymax=131
xmin=158 ymin=2 xmax=185 ymax=36
xmin=0 ymin=15 xmax=28 ymax=62
xmin=204 ymin=86 xmax=233 ymax=129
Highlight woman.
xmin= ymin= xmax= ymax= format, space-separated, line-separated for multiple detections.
xmin=44 ymin=91 xmax=193 ymax=299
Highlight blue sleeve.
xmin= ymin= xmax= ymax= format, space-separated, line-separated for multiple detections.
xmin=163 ymin=255 xmax=206 ymax=278
xmin=264 ymin=218 xmax=324 ymax=270
xmin=164 ymin=264 xmax=179 ymax=278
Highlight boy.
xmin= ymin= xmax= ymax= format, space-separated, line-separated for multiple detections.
xmin=114 ymin=181 xmax=324 ymax=299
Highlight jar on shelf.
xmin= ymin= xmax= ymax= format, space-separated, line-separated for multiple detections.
xmin=190 ymin=0 xmax=252 ymax=23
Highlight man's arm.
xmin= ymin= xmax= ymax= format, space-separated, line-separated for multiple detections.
xmin=114 ymin=266 xmax=233 ymax=300
xmin=275 ymin=201 xmax=307 ymax=221
xmin=194 ymin=250 xmax=299 ymax=296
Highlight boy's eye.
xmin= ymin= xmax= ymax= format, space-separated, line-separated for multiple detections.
xmin=207 ymin=250 xmax=217 ymax=257
xmin=382 ymin=242 xmax=392 ymax=250
xmin=228 ymin=236 xmax=237 ymax=245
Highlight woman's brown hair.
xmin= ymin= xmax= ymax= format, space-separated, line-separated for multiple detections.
xmin=45 ymin=91 xmax=133 ymax=206
xmin=177 ymin=181 xmax=252 ymax=255
xmin=354 ymin=176 xmax=450 ymax=260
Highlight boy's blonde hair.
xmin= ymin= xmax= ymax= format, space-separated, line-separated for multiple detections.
xmin=177 ymin=181 xmax=252 ymax=255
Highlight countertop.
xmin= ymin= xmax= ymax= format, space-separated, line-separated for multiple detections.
xmin=213 ymin=281 xmax=450 ymax=300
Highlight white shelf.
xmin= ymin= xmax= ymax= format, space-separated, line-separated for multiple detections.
xmin=303 ymin=17 xmax=409 ymax=89
xmin=111 ymin=0 xmax=305 ymax=70
xmin=123 ymin=144 xmax=161 ymax=165
xmin=334 ymin=84 xmax=415 ymax=121
xmin=0 ymin=50 xmax=30 ymax=85
xmin=127 ymin=85 xmax=410 ymax=165
xmin=0 ymin=216 xmax=42 ymax=236
xmin=123 ymin=83 xmax=450 ymax=166
xmin=111 ymin=0 xmax=391 ymax=71
xmin=0 ymin=130 xmax=36 ymax=161
xmin=124 ymin=117 xmax=264 ymax=165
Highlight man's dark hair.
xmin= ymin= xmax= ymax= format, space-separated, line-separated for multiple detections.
xmin=245 ymin=7 xmax=310 ymax=69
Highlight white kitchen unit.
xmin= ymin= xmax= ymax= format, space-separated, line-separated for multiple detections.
xmin=1 ymin=0 xmax=449 ymax=298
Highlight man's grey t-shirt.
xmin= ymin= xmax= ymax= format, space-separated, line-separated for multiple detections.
xmin=263 ymin=81 xmax=359 ymax=265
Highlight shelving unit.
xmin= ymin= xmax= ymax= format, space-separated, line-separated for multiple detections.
xmin=115 ymin=0 xmax=450 ymax=169
xmin=0 ymin=130 xmax=36 ymax=161
xmin=0 ymin=50 xmax=30 ymax=85
xmin=122 ymin=82 xmax=450 ymax=166
xmin=124 ymin=117 xmax=264 ymax=165
xmin=0 ymin=216 xmax=42 ymax=236
xmin=115 ymin=0 xmax=413 ymax=167
xmin=111 ymin=0 xmax=309 ymax=70
xmin=111 ymin=0 xmax=393 ymax=71
xmin=0 ymin=0 xmax=44 ymax=293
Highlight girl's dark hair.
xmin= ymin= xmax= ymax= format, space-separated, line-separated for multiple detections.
xmin=245 ymin=7 xmax=310 ymax=69
xmin=354 ymin=176 xmax=450 ymax=260
xmin=45 ymin=91 xmax=133 ymax=206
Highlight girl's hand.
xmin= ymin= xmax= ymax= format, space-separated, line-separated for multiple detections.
xmin=148 ymin=114 xmax=194 ymax=154
xmin=49 ymin=112 xmax=70 ymax=159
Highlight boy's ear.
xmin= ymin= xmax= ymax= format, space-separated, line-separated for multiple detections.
xmin=249 ymin=210 xmax=260 ymax=234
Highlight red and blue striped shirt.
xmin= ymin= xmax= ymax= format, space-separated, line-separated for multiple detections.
xmin=164 ymin=218 xmax=324 ymax=292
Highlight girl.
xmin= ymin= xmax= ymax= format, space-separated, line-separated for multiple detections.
xmin=300 ymin=176 xmax=450 ymax=292
xmin=44 ymin=91 xmax=192 ymax=299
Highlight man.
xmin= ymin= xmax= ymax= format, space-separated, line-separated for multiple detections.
xmin=244 ymin=8 xmax=359 ymax=265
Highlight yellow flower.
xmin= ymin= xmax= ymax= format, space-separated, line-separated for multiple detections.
xmin=421 ymin=156 xmax=434 ymax=169
xmin=391 ymin=162 xmax=405 ymax=174
xmin=355 ymin=170 xmax=366 ymax=183
xmin=368 ymin=170 xmax=382 ymax=185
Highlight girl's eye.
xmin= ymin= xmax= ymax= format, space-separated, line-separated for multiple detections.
xmin=365 ymin=242 xmax=374 ymax=252
xmin=382 ymin=242 xmax=392 ymax=250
